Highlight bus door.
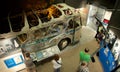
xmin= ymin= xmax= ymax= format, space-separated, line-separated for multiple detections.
xmin=66 ymin=19 xmax=81 ymax=43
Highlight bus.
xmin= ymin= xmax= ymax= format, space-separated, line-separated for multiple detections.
xmin=0 ymin=3 xmax=82 ymax=62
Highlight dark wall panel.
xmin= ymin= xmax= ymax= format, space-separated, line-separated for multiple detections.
xmin=109 ymin=12 xmax=120 ymax=28
xmin=108 ymin=0 xmax=120 ymax=38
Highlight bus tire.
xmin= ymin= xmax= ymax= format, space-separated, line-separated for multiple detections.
xmin=58 ymin=39 xmax=69 ymax=50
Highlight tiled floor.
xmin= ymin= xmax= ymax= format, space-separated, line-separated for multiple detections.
xmin=35 ymin=26 xmax=103 ymax=72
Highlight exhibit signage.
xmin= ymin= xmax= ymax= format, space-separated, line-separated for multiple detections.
xmin=4 ymin=55 xmax=24 ymax=68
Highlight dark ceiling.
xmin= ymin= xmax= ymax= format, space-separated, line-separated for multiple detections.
xmin=94 ymin=0 xmax=116 ymax=8
xmin=0 ymin=0 xmax=117 ymax=19
xmin=0 ymin=0 xmax=22 ymax=18
xmin=0 ymin=0 xmax=53 ymax=19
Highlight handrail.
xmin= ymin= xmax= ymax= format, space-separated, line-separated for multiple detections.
xmin=94 ymin=16 xmax=109 ymax=36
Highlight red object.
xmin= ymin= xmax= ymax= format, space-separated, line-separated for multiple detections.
xmin=103 ymin=19 xmax=109 ymax=24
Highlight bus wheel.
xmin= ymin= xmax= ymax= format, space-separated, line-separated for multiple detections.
xmin=58 ymin=39 xmax=69 ymax=50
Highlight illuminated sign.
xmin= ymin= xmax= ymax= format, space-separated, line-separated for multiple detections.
xmin=4 ymin=55 xmax=24 ymax=68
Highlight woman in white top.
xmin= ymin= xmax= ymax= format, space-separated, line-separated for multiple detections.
xmin=52 ymin=54 xmax=62 ymax=72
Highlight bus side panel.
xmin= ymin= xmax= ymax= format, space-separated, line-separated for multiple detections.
xmin=74 ymin=28 xmax=81 ymax=42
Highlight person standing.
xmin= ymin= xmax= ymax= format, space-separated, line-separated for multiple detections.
xmin=52 ymin=54 xmax=62 ymax=72
xmin=79 ymin=48 xmax=91 ymax=63
xmin=24 ymin=52 xmax=36 ymax=72
xmin=96 ymin=30 xmax=105 ymax=44
xmin=77 ymin=61 xmax=89 ymax=72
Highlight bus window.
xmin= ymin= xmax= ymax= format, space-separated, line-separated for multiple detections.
xmin=50 ymin=23 xmax=61 ymax=34
xmin=0 ymin=18 xmax=10 ymax=34
xmin=35 ymin=10 xmax=51 ymax=23
xmin=68 ymin=19 xmax=79 ymax=29
xmin=68 ymin=19 xmax=74 ymax=29
xmin=41 ymin=27 xmax=51 ymax=36
xmin=33 ymin=29 xmax=42 ymax=39
xmin=74 ymin=20 xmax=79 ymax=28
xmin=33 ymin=28 xmax=48 ymax=39
xmin=48 ymin=6 xmax=62 ymax=18
xmin=16 ymin=33 xmax=28 ymax=44
xmin=57 ymin=23 xmax=66 ymax=31
xmin=63 ymin=8 xmax=73 ymax=15
xmin=10 ymin=14 xmax=24 ymax=32
xmin=26 ymin=11 xmax=39 ymax=28
xmin=52 ymin=8 xmax=62 ymax=18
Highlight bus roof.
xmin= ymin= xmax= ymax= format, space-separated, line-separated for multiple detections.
xmin=0 ymin=3 xmax=79 ymax=39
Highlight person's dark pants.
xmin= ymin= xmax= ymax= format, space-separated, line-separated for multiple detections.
xmin=54 ymin=68 xmax=60 ymax=72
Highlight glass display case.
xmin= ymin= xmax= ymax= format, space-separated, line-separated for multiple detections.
xmin=30 ymin=45 xmax=60 ymax=62
xmin=0 ymin=37 xmax=20 ymax=58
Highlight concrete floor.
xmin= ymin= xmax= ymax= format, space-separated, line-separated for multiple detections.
xmin=35 ymin=26 xmax=103 ymax=72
